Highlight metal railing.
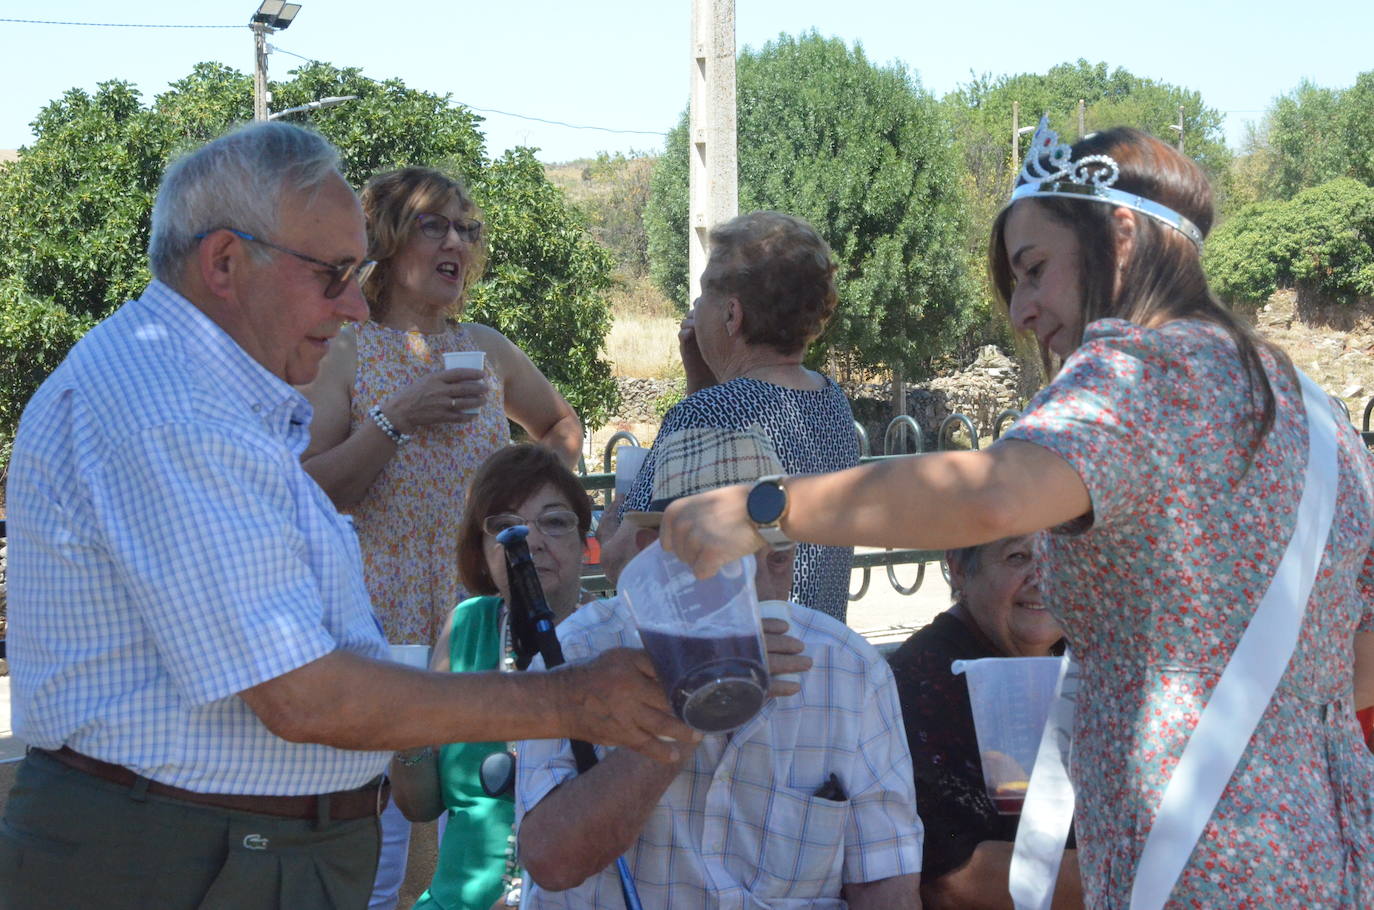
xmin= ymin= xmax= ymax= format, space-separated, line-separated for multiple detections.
xmin=582 ymin=412 xmax=1019 ymax=602
xmin=5 ymin=389 xmax=1374 ymax=664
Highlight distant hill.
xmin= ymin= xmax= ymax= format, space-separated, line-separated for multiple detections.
xmin=544 ymin=154 xmax=655 ymax=279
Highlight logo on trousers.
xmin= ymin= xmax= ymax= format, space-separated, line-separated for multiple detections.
xmin=242 ymin=834 xmax=270 ymax=851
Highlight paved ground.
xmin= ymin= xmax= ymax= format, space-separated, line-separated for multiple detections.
xmin=0 ymin=554 xmax=947 ymax=903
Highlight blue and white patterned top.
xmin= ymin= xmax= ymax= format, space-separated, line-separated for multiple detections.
xmin=623 ymin=376 xmax=859 ymax=621
xmin=6 ymin=280 xmax=390 ymax=795
xmin=516 ymin=597 xmax=922 ymax=909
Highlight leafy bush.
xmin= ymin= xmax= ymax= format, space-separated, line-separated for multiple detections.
xmin=1206 ymin=178 xmax=1374 ymax=306
xmin=652 ymin=380 xmax=686 ymax=419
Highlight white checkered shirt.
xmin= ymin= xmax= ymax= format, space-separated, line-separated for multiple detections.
xmin=6 ymin=281 xmax=390 ymax=794
xmin=516 ymin=598 xmax=922 ymax=909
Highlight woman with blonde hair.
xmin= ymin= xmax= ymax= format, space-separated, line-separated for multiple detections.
xmin=301 ymin=166 xmax=582 ymax=909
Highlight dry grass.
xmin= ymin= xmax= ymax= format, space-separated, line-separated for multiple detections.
xmin=606 ymin=313 xmax=683 ymax=379
xmin=603 ymin=272 xmax=683 ymax=379
xmin=611 ymin=272 xmax=678 ymax=319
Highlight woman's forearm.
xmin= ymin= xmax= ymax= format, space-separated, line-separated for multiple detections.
xmin=660 ymin=440 xmax=1089 ymax=579
xmin=532 ymin=412 xmax=584 ymax=469
xmin=302 ymin=417 xmax=402 ymax=509
xmin=782 ymin=441 xmax=1088 ymax=551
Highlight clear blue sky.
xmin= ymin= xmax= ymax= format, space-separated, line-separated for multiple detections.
xmin=2 ymin=1 xmax=1371 ymax=163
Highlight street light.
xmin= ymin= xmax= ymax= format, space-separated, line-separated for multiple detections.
xmin=250 ymin=2 xmax=304 ymax=122
xmin=252 ymin=1 xmax=301 ymax=30
xmin=267 ymin=96 xmax=359 ymax=121
xmin=1166 ymin=105 xmax=1185 ymax=153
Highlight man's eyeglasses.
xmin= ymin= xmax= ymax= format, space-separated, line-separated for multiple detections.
xmin=483 ymin=510 xmax=580 ymax=538
xmin=415 ymin=213 xmax=483 ymax=244
xmin=196 ymin=228 xmax=376 ymax=299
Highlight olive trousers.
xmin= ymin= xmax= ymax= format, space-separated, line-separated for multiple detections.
xmin=0 ymin=749 xmax=381 ymax=909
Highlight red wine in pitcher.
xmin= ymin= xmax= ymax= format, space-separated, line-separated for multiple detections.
xmin=639 ymin=630 xmax=768 ymax=733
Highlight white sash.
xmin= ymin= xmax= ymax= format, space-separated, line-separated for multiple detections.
xmin=1009 ymin=371 xmax=1340 ymax=910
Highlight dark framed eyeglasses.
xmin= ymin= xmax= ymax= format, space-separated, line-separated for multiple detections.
xmin=415 ymin=213 xmax=483 ymax=243
xmin=195 ymin=228 xmax=376 ymax=299
xmin=483 ymin=510 xmax=580 ymax=539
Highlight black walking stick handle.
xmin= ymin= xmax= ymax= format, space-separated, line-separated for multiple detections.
xmin=495 ymin=525 xmax=643 ymax=909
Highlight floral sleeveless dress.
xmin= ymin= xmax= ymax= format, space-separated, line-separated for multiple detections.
xmin=1003 ymin=318 xmax=1374 ymax=907
xmin=346 ymin=320 xmax=509 ymax=645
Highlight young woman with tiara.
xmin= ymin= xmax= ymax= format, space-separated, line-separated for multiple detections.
xmin=658 ymin=119 xmax=1374 ymax=907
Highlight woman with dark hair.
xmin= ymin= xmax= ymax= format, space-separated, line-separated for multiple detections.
xmin=389 ymin=444 xmax=592 ymax=910
xmin=300 ymin=167 xmax=582 ymax=909
xmin=659 ymin=121 xmax=1374 ymax=906
xmin=604 ymin=210 xmax=859 ymax=620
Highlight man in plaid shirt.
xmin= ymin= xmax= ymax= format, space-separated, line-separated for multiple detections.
xmin=516 ymin=427 xmax=923 ymax=908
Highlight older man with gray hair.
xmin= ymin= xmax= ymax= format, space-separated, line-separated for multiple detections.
xmin=0 ymin=122 xmax=694 ymax=909
xmin=517 ymin=426 xmax=923 ymax=909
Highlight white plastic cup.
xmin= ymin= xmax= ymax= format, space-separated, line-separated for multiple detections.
xmin=442 ymin=350 xmax=485 ymax=413
xmin=614 ymin=445 xmax=650 ymax=498
xmin=757 ymin=600 xmax=801 ymax=688
xmin=388 ymin=643 xmax=433 ymax=671
xmin=951 ymin=656 xmax=1064 ymax=814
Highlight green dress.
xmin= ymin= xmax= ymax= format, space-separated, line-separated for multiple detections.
xmin=413 ymin=596 xmax=517 ymax=910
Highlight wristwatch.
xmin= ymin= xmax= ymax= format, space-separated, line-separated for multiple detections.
xmin=746 ymin=474 xmax=792 ymax=550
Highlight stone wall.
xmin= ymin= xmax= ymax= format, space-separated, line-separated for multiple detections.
xmin=609 ymin=377 xmax=684 ymax=423
xmin=603 ymin=346 xmax=1024 ymax=454
xmin=845 ymin=346 xmax=1024 ymax=453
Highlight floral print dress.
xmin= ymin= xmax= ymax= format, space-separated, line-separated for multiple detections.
xmin=1002 ymin=318 xmax=1374 ymax=907
xmin=346 ymin=320 xmax=509 ymax=645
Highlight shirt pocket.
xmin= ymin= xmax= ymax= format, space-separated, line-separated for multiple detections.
xmin=757 ymin=788 xmax=849 ymax=900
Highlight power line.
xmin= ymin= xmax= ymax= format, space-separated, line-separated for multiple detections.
xmin=0 ymin=17 xmax=240 ymax=29
xmin=271 ymin=44 xmax=667 ymax=138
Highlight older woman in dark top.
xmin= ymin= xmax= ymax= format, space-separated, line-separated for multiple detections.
xmin=888 ymin=535 xmax=1083 ymax=910
xmin=603 ymin=210 xmax=858 ymax=619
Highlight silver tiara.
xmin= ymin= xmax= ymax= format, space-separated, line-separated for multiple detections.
xmin=1009 ymin=116 xmax=1204 ymax=250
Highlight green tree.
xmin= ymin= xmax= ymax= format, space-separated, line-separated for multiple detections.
xmin=0 ymin=61 xmax=619 ymax=453
xmin=945 ymin=59 xmax=1230 ymax=229
xmin=467 ymin=148 xmax=617 ymax=426
xmin=645 ymin=31 xmax=976 ymax=381
xmin=1265 ymin=81 xmax=1348 ymax=199
xmin=1338 ymin=72 xmax=1374 ymax=188
xmin=1205 ymin=178 xmax=1374 ymax=306
xmin=1236 ymin=71 xmax=1374 ymax=203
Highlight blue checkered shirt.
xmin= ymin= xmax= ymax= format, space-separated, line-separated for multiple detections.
xmin=516 ymin=599 xmax=923 ymax=909
xmin=6 ymin=280 xmax=390 ymax=794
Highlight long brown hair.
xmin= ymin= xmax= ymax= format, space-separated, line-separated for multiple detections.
xmin=359 ymin=166 xmax=488 ymax=321
xmin=989 ymin=127 xmax=1289 ymax=449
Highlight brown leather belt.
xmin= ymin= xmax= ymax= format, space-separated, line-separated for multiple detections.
xmin=37 ymin=747 xmax=389 ymax=821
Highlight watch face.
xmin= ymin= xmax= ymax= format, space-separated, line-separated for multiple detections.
xmin=747 ymin=480 xmax=787 ymax=526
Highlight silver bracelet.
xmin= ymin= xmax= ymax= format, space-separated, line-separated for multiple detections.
xmin=368 ymin=405 xmax=411 ymax=447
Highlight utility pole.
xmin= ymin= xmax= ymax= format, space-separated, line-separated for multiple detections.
xmin=252 ymin=22 xmax=270 ymax=121
xmin=249 ymin=2 xmax=302 ymax=122
xmin=1175 ymin=105 xmax=1185 ymax=152
xmin=1011 ymin=100 xmax=1020 ymax=173
xmin=1078 ymin=99 xmax=1086 ymax=138
xmin=687 ymin=0 xmax=738 ymax=303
